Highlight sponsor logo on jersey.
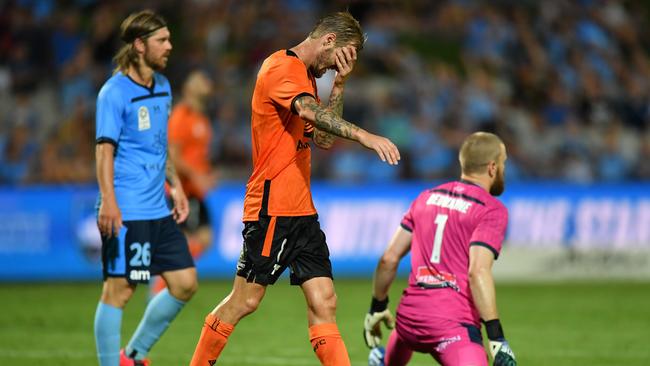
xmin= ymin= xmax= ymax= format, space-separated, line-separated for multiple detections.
xmin=138 ymin=106 xmax=151 ymax=131
xmin=296 ymin=140 xmax=311 ymax=151
xmin=416 ymin=266 xmax=459 ymax=291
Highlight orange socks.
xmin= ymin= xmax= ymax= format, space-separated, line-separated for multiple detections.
xmin=190 ymin=317 xmax=348 ymax=366
xmin=189 ymin=313 xmax=234 ymax=366
xmin=309 ymin=323 xmax=351 ymax=366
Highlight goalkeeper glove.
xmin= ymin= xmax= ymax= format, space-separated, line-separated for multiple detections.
xmin=368 ymin=346 xmax=385 ymax=366
xmin=485 ymin=319 xmax=517 ymax=366
xmin=363 ymin=296 xmax=395 ymax=348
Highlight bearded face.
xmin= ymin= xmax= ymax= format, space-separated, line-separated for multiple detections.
xmin=142 ymin=28 xmax=171 ymax=71
xmin=490 ymin=162 xmax=505 ymax=196
xmin=310 ymin=47 xmax=336 ymax=78
xmin=144 ymin=49 xmax=168 ymax=70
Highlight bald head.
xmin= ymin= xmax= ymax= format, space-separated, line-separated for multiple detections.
xmin=459 ymin=132 xmax=505 ymax=175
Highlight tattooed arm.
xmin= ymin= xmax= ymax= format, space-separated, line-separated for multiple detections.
xmin=295 ymin=95 xmax=360 ymax=140
xmin=293 ymin=95 xmax=401 ymax=165
xmin=312 ymin=47 xmax=350 ymax=149
xmin=312 ymin=83 xmax=343 ymax=149
xmin=313 ymin=128 xmax=336 ymax=149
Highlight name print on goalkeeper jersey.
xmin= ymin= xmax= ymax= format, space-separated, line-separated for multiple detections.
xmin=398 ymin=180 xmax=508 ymax=327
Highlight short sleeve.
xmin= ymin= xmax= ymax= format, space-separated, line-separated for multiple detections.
xmin=469 ymin=205 xmax=508 ymax=259
xmin=268 ymin=59 xmax=315 ymax=114
xmin=400 ymin=198 xmax=418 ymax=232
xmin=96 ymin=85 xmax=125 ymax=146
xmin=168 ymin=105 xmax=189 ymax=146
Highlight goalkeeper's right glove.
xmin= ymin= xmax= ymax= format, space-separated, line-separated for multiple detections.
xmin=363 ymin=296 xmax=395 ymax=348
xmin=484 ymin=319 xmax=517 ymax=366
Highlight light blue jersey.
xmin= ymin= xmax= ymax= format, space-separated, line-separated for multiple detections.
xmin=96 ymin=72 xmax=172 ymax=220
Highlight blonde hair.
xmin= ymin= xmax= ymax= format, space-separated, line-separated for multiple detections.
xmin=459 ymin=132 xmax=504 ymax=175
xmin=309 ymin=12 xmax=366 ymax=51
xmin=113 ymin=10 xmax=167 ymax=74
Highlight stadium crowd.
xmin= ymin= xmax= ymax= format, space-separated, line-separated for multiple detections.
xmin=2 ymin=0 xmax=650 ymax=184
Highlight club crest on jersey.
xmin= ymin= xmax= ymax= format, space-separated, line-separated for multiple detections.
xmin=138 ymin=106 xmax=151 ymax=131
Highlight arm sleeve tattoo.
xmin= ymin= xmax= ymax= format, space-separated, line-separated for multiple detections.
xmin=295 ymin=96 xmax=360 ymax=140
xmin=313 ymin=129 xmax=336 ymax=148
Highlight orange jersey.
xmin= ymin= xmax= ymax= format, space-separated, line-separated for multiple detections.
xmin=168 ymin=103 xmax=212 ymax=198
xmin=243 ymin=50 xmax=319 ymax=221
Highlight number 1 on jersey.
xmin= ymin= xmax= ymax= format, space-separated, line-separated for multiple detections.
xmin=430 ymin=214 xmax=448 ymax=263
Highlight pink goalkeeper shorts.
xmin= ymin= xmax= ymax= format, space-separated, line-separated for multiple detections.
xmin=385 ymin=314 xmax=488 ymax=366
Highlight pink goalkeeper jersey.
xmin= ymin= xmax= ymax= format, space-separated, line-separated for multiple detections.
xmin=397 ymin=180 xmax=508 ymax=327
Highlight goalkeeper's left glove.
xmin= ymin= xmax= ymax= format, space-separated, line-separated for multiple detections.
xmin=367 ymin=346 xmax=385 ymax=366
xmin=485 ymin=319 xmax=517 ymax=366
xmin=363 ymin=296 xmax=395 ymax=348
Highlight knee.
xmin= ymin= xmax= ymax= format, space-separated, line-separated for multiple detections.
xmin=101 ymin=283 xmax=134 ymax=308
xmin=240 ymin=294 xmax=262 ymax=316
xmin=169 ymin=278 xmax=198 ymax=302
xmin=309 ymin=292 xmax=337 ymax=318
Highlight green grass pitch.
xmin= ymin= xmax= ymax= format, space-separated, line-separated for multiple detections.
xmin=1 ymin=279 xmax=649 ymax=365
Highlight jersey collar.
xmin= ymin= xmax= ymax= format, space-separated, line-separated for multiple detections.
xmin=125 ymin=73 xmax=157 ymax=94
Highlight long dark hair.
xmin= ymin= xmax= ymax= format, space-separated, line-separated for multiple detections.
xmin=112 ymin=10 xmax=167 ymax=74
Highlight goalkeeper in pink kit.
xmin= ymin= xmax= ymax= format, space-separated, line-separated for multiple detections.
xmin=364 ymin=132 xmax=516 ymax=366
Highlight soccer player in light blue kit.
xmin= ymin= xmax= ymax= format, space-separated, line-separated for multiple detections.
xmin=94 ymin=10 xmax=197 ymax=366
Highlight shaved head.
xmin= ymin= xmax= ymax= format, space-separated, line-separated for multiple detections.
xmin=459 ymin=132 xmax=504 ymax=175
xmin=459 ymin=132 xmax=507 ymax=196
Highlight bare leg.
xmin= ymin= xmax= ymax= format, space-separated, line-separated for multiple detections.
xmin=301 ymin=277 xmax=350 ymax=366
xmin=212 ymin=275 xmax=267 ymax=325
xmin=301 ymin=277 xmax=337 ymax=325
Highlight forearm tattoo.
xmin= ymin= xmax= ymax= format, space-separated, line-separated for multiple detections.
xmin=297 ymin=97 xmax=360 ymax=140
xmin=328 ymin=87 xmax=344 ymax=117
xmin=313 ymin=129 xmax=336 ymax=147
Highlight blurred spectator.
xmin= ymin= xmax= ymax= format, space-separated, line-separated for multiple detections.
xmin=0 ymin=120 xmax=37 ymax=184
xmin=2 ymin=0 xmax=650 ymax=185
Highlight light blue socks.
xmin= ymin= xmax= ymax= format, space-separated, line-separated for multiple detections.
xmin=94 ymin=302 xmax=123 ymax=366
xmin=125 ymin=289 xmax=186 ymax=360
